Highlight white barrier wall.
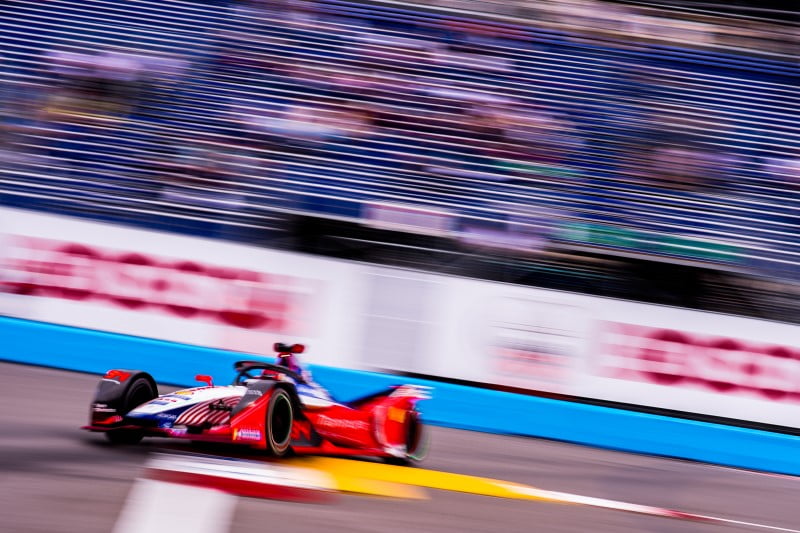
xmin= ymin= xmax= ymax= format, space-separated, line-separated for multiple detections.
xmin=3 ymin=208 xmax=799 ymax=428
xmin=361 ymin=267 xmax=800 ymax=428
xmin=0 ymin=208 xmax=366 ymax=369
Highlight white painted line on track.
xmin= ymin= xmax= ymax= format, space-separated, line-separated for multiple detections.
xmin=500 ymin=484 xmax=800 ymax=532
xmin=113 ymin=478 xmax=236 ymax=533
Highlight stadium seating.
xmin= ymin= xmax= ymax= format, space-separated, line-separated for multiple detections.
xmin=0 ymin=0 xmax=797 ymax=280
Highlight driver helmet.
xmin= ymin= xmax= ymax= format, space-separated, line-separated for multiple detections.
xmin=277 ymin=351 xmax=302 ymax=373
xmin=274 ymin=342 xmax=305 ymax=374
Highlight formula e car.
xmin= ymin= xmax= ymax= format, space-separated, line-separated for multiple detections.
xmin=83 ymin=343 xmax=430 ymax=465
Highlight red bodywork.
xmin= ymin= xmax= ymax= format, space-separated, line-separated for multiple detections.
xmin=85 ymin=368 xmax=429 ymax=462
xmin=223 ymin=383 xmax=427 ymax=459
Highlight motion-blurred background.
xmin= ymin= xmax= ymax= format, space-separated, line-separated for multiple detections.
xmin=1 ymin=0 xmax=797 ymax=320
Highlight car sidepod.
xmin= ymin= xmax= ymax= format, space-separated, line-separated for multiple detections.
xmin=230 ymin=380 xmax=301 ymax=454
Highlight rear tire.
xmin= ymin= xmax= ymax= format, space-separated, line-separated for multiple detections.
xmin=104 ymin=376 xmax=156 ymax=445
xmin=265 ymin=388 xmax=293 ymax=457
xmin=385 ymin=410 xmax=427 ymax=466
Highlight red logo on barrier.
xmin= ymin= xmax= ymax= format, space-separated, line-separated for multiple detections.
xmin=3 ymin=237 xmax=319 ymax=333
xmin=597 ymin=322 xmax=800 ymax=400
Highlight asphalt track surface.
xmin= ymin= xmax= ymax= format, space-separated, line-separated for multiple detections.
xmin=3 ymin=361 xmax=800 ymax=533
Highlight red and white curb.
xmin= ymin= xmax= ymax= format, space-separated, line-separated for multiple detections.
xmin=112 ymin=453 xmax=800 ymax=533
xmin=144 ymin=453 xmax=335 ymax=502
xmin=113 ymin=479 xmax=237 ymax=533
xmin=113 ymin=454 xmax=335 ymax=533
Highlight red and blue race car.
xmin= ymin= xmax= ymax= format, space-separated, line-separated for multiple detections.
xmin=83 ymin=343 xmax=430 ymax=465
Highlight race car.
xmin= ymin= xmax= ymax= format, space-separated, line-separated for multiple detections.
xmin=82 ymin=343 xmax=430 ymax=465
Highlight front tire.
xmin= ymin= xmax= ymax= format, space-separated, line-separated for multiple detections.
xmin=265 ymin=388 xmax=293 ymax=456
xmin=104 ymin=376 xmax=156 ymax=445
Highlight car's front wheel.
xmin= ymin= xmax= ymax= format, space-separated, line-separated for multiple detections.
xmin=105 ymin=376 xmax=156 ymax=445
xmin=265 ymin=388 xmax=293 ymax=456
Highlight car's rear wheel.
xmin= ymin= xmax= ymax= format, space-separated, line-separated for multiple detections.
xmin=105 ymin=377 xmax=156 ymax=445
xmin=386 ymin=409 xmax=428 ymax=466
xmin=265 ymin=388 xmax=293 ymax=456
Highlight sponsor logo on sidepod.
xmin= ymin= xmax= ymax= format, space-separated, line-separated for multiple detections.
xmin=234 ymin=428 xmax=262 ymax=441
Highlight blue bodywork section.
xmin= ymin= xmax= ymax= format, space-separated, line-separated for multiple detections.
xmin=125 ymin=397 xmax=195 ymax=427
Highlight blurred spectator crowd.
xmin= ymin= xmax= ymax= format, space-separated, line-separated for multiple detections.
xmin=0 ymin=0 xmax=798 ymax=320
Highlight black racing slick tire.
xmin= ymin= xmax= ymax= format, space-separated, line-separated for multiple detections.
xmin=265 ymin=388 xmax=293 ymax=457
xmin=104 ymin=375 xmax=157 ymax=445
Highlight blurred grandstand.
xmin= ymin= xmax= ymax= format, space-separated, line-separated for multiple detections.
xmin=0 ymin=0 xmax=797 ymax=322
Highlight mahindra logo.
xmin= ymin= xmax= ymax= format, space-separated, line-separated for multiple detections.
xmin=234 ymin=428 xmax=262 ymax=441
xmin=3 ymin=237 xmax=320 ymax=332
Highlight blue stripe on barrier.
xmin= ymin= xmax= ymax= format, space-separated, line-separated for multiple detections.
xmin=2 ymin=315 xmax=800 ymax=475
